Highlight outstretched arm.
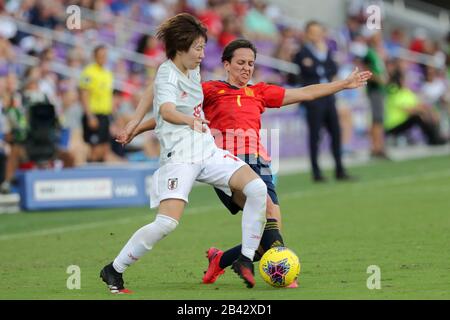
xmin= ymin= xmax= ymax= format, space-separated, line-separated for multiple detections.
xmin=115 ymin=84 xmax=154 ymax=145
xmin=116 ymin=118 xmax=156 ymax=145
xmin=281 ymin=68 xmax=372 ymax=106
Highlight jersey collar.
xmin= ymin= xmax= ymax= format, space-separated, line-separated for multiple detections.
xmin=219 ymin=80 xmax=253 ymax=90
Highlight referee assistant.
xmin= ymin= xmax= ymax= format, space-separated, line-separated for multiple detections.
xmin=79 ymin=45 xmax=115 ymax=162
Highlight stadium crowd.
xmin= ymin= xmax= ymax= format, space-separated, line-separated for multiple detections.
xmin=0 ymin=0 xmax=449 ymax=193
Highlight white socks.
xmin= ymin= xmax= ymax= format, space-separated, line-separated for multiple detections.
xmin=113 ymin=214 xmax=178 ymax=273
xmin=241 ymin=178 xmax=267 ymax=261
xmin=112 ymin=179 xmax=266 ymax=273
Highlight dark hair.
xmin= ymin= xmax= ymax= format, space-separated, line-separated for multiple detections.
xmin=389 ymin=69 xmax=403 ymax=88
xmin=221 ymin=39 xmax=257 ymax=63
xmin=136 ymin=35 xmax=149 ymax=54
xmin=93 ymin=44 xmax=107 ymax=57
xmin=305 ymin=20 xmax=322 ymax=32
xmin=156 ymin=13 xmax=208 ymax=60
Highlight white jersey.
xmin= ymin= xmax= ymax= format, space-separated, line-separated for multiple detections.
xmin=153 ymin=60 xmax=217 ymax=165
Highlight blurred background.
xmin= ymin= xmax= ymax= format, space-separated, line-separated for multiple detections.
xmin=0 ymin=0 xmax=448 ymax=205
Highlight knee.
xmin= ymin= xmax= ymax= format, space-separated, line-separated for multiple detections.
xmin=138 ymin=214 xmax=178 ymax=250
xmin=243 ymin=178 xmax=267 ymax=199
xmin=154 ymin=214 xmax=178 ymax=236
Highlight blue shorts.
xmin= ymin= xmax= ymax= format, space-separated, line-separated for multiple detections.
xmin=214 ymin=154 xmax=279 ymax=215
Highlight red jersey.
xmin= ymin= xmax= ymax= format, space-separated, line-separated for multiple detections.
xmin=202 ymin=81 xmax=285 ymax=161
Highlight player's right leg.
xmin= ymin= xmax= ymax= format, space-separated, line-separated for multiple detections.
xmin=100 ymin=163 xmax=198 ymax=293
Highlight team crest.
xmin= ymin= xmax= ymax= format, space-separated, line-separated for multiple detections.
xmin=244 ymin=87 xmax=254 ymax=97
xmin=168 ymin=178 xmax=178 ymax=190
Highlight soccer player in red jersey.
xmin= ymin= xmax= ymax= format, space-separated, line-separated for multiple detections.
xmin=117 ymin=39 xmax=371 ymax=288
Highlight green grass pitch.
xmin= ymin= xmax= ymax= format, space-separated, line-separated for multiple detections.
xmin=1 ymin=155 xmax=449 ymax=300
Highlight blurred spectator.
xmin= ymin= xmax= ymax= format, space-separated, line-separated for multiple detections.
xmin=135 ymin=34 xmax=165 ymax=76
xmin=79 ymin=45 xmax=123 ymax=162
xmin=341 ymin=16 xmax=362 ymax=45
xmin=0 ymin=0 xmax=447 ymax=172
xmin=243 ymin=0 xmax=278 ymax=40
xmin=142 ymin=0 xmax=172 ymax=26
xmin=22 ymin=70 xmax=74 ymax=165
xmin=0 ymin=11 xmax=18 ymax=40
xmin=293 ymin=21 xmax=353 ymax=182
xmin=60 ymin=87 xmax=89 ymax=166
xmin=0 ymin=75 xmax=8 ymax=183
xmin=425 ymin=40 xmax=447 ymax=71
xmin=122 ymin=70 xmax=144 ymax=101
xmin=0 ymin=115 xmax=6 ymax=187
xmin=335 ymin=64 xmax=361 ymax=156
xmin=420 ymin=65 xmax=449 ymax=138
xmin=0 ymin=69 xmax=74 ymax=193
xmin=109 ymin=0 xmax=133 ymax=16
xmin=28 ymin=0 xmax=60 ymax=29
xmin=385 ymin=28 xmax=406 ymax=58
xmin=0 ymin=71 xmax=25 ymax=194
xmin=0 ymin=36 xmax=14 ymax=75
xmin=136 ymin=35 xmax=165 ymax=63
xmin=19 ymin=34 xmax=52 ymax=56
xmin=38 ymin=60 xmax=59 ymax=107
xmin=409 ymin=28 xmax=427 ymax=54
xmin=6 ymin=0 xmax=35 ymax=22
xmin=385 ymin=64 xmax=446 ymax=146
xmin=273 ymin=27 xmax=299 ymax=63
xmin=174 ymin=0 xmax=196 ymax=15
xmin=218 ymin=15 xmax=242 ymax=48
xmin=197 ymin=0 xmax=224 ymax=38
xmin=363 ymin=31 xmax=389 ymax=159
xmin=421 ymin=66 xmax=447 ymax=108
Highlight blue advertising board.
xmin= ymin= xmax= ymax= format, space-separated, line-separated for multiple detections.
xmin=18 ymin=165 xmax=157 ymax=211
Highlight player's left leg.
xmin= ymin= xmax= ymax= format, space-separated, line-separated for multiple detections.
xmin=203 ymin=159 xmax=297 ymax=286
xmin=199 ymin=150 xmax=266 ymax=288
xmin=203 ymin=196 xmax=284 ymax=283
xmin=227 ymin=165 xmax=267 ymax=288
xmin=204 ymin=198 xmax=300 ymax=288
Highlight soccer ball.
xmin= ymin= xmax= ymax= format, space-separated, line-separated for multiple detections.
xmin=259 ymin=247 xmax=300 ymax=287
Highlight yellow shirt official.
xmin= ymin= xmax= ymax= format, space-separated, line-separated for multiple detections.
xmin=79 ymin=63 xmax=113 ymax=115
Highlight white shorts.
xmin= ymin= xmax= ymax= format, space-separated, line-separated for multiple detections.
xmin=149 ymin=148 xmax=247 ymax=208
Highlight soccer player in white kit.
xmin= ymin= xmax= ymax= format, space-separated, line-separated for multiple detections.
xmin=100 ymin=13 xmax=267 ymax=293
